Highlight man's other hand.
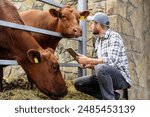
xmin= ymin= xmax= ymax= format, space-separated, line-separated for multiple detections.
xmin=76 ymin=54 xmax=89 ymax=65
xmin=85 ymin=64 xmax=94 ymax=69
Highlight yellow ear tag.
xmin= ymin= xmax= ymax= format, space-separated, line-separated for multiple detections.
xmin=80 ymin=16 xmax=85 ymax=20
xmin=34 ymin=57 xmax=39 ymax=63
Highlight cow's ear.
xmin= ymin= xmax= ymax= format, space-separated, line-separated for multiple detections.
xmin=80 ymin=11 xmax=90 ymax=18
xmin=49 ymin=9 xmax=61 ymax=17
xmin=27 ymin=49 xmax=41 ymax=64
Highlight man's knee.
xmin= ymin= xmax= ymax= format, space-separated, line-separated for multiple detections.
xmin=95 ymin=64 xmax=109 ymax=76
xmin=74 ymin=78 xmax=84 ymax=91
xmin=74 ymin=76 xmax=92 ymax=91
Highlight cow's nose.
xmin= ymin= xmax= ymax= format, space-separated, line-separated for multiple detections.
xmin=73 ymin=28 xmax=77 ymax=32
xmin=73 ymin=27 xmax=82 ymax=35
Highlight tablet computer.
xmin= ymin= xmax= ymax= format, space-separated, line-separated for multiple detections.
xmin=66 ymin=48 xmax=79 ymax=62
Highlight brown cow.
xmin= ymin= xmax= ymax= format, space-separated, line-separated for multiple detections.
xmin=20 ymin=5 xmax=90 ymax=50
xmin=0 ymin=0 xmax=67 ymax=99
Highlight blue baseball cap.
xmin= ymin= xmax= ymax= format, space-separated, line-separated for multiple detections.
xmin=87 ymin=12 xmax=109 ymax=26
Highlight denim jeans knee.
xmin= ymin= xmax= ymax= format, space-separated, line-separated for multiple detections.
xmin=95 ymin=64 xmax=109 ymax=76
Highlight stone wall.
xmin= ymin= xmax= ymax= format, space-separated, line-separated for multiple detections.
xmin=109 ymin=0 xmax=150 ymax=100
xmin=4 ymin=0 xmax=150 ymax=99
xmin=87 ymin=0 xmax=150 ymax=99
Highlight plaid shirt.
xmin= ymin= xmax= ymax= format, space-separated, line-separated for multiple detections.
xmin=95 ymin=29 xmax=131 ymax=85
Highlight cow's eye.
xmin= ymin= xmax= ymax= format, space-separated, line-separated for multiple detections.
xmin=61 ymin=15 xmax=67 ymax=20
xmin=51 ymin=64 xmax=59 ymax=72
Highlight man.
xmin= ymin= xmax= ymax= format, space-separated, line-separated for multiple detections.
xmin=74 ymin=12 xmax=131 ymax=100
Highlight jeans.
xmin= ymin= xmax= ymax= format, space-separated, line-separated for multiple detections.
xmin=74 ymin=64 xmax=130 ymax=100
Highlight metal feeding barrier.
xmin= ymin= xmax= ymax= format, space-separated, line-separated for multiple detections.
xmin=0 ymin=0 xmax=88 ymax=77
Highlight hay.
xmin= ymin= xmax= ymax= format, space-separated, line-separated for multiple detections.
xmin=0 ymin=78 xmax=95 ymax=100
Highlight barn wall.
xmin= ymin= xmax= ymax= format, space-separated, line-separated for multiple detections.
xmin=87 ymin=0 xmax=150 ymax=99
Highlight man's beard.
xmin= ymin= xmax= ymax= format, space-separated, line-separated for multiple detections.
xmin=92 ymin=30 xmax=99 ymax=35
xmin=92 ymin=29 xmax=99 ymax=35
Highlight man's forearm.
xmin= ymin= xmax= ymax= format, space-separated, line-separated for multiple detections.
xmin=87 ymin=57 xmax=103 ymax=65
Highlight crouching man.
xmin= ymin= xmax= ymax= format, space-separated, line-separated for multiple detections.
xmin=74 ymin=12 xmax=131 ymax=100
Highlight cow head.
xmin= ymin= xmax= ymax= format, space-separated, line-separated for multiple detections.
xmin=49 ymin=5 xmax=90 ymax=38
xmin=20 ymin=48 xmax=67 ymax=99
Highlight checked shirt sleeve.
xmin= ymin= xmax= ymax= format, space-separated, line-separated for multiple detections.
xmin=102 ymin=34 xmax=122 ymax=67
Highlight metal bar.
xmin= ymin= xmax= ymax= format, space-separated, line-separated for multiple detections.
xmin=0 ymin=20 xmax=62 ymax=37
xmin=60 ymin=63 xmax=80 ymax=67
xmin=77 ymin=0 xmax=87 ymax=77
xmin=0 ymin=60 xmax=80 ymax=67
xmin=0 ymin=60 xmax=18 ymax=65
xmin=0 ymin=0 xmax=86 ymax=72
xmin=38 ymin=0 xmax=64 ymax=8
xmin=0 ymin=20 xmax=82 ymax=41
xmin=77 ymin=38 xmax=83 ymax=77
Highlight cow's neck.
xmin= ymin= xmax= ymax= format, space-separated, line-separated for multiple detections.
xmin=38 ymin=12 xmax=62 ymax=50
xmin=10 ymin=30 xmax=42 ymax=60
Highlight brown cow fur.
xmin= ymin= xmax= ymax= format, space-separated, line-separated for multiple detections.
xmin=0 ymin=0 xmax=67 ymax=99
xmin=20 ymin=6 xmax=90 ymax=50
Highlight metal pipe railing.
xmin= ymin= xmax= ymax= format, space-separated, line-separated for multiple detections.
xmin=0 ymin=0 xmax=87 ymax=76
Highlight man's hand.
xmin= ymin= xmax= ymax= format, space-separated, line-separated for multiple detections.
xmin=77 ymin=54 xmax=89 ymax=65
xmin=76 ymin=54 xmax=89 ymax=65
xmin=79 ymin=64 xmax=94 ymax=69
xmin=76 ymin=54 xmax=103 ymax=69
xmin=85 ymin=64 xmax=94 ymax=69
